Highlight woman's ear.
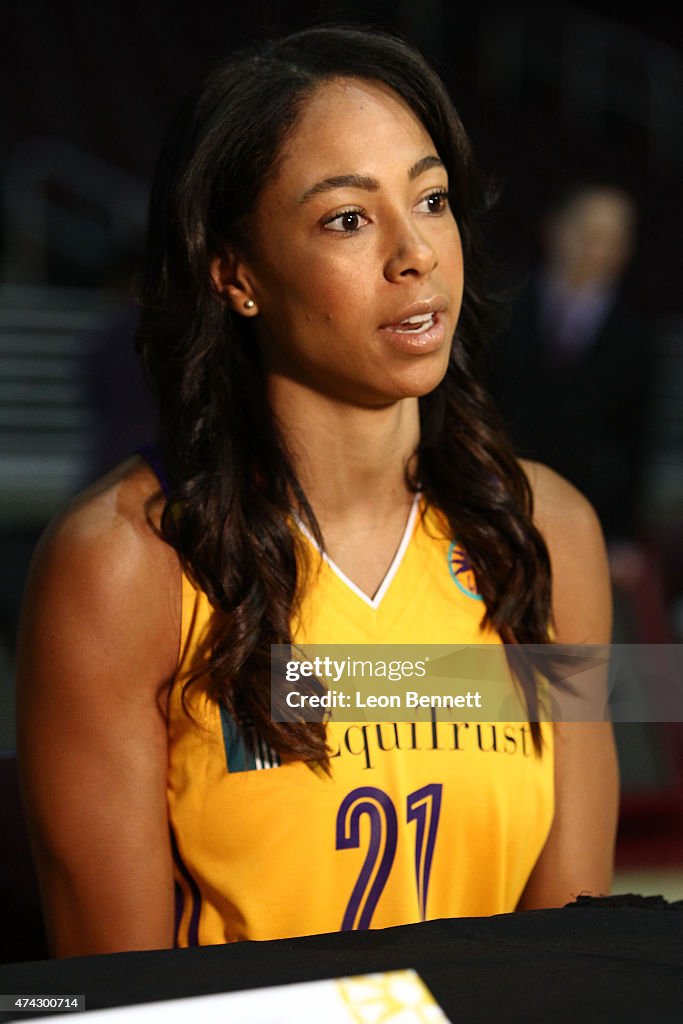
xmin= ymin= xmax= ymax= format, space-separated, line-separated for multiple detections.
xmin=210 ymin=249 xmax=259 ymax=317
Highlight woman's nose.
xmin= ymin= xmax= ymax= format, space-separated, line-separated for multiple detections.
xmin=384 ymin=223 xmax=438 ymax=282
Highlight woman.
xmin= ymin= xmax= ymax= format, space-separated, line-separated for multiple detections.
xmin=17 ymin=25 xmax=618 ymax=957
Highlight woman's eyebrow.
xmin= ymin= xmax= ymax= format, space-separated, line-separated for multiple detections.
xmin=298 ymin=155 xmax=444 ymax=204
xmin=408 ymin=154 xmax=444 ymax=179
xmin=299 ymin=173 xmax=379 ymax=203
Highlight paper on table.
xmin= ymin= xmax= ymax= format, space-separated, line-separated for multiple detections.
xmin=10 ymin=969 xmax=450 ymax=1023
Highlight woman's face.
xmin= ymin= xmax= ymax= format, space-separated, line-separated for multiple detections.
xmin=226 ymin=77 xmax=464 ymax=407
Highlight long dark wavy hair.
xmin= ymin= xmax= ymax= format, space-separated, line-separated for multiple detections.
xmin=136 ymin=25 xmax=553 ymax=765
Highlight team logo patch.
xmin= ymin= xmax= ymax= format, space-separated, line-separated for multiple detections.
xmin=447 ymin=542 xmax=483 ymax=601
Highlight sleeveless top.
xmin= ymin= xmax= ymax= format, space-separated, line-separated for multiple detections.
xmin=167 ymin=494 xmax=554 ymax=946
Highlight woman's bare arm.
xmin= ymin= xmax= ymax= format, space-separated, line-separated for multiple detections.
xmin=16 ymin=460 xmax=181 ymax=956
xmin=516 ymin=461 xmax=619 ymax=910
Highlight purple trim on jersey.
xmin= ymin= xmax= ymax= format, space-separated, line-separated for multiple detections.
xmin=136 ymin=443 xmax=174 ymax=499
xmin=170 ymin=826 xmax=202 ymax=947
xmin=173 ymin=880 xmax=185 ymax=947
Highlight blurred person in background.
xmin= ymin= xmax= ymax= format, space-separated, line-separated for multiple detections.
xmin=489 ymin=183 xmax=659 ymax=635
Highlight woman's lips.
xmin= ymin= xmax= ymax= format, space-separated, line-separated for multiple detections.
xmin=385 ymin=311 xmax=436 ymax=334
xmin=378 ymin=311 xmax=446 ymax=352
xmin=380 ymin=296 xmax=448 ymax=330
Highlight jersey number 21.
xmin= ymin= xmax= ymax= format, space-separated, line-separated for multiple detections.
xmin=335 ymin=783 xmax=443 ymax=930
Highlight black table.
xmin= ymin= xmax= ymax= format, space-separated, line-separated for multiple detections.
xmin=2 ymin=905 xmax=682 ymax=1023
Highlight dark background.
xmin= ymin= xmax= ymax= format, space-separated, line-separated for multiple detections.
xmin=1 ymin=1 xmax=681 ymax=311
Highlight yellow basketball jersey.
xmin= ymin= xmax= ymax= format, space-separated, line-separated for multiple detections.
xmin=168 ymin=497 xmax=554 ymax=945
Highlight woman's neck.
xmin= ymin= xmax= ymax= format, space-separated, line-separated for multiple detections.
xmin=269 ymin=378 xmax=420 ymax=528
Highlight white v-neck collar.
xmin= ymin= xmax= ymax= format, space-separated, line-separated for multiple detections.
xmin=294 ymin=492 xmax=420 ymax=610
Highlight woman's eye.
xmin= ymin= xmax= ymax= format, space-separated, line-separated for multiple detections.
xmin=322 ymin=210 xmax=368 ymax=232
xmin=418 ymin=191 xmax=449 ymax=214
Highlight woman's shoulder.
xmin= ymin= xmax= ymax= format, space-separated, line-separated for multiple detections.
xmin=38 ymin=455 xmax=173 ymax=577
xmin=519 ymin=458 xmax=600 ymax=533
xmin=518 ymin=459 xmax=611 ymax=644
xmin=24 ymin=456 xmax=181 ymax=682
